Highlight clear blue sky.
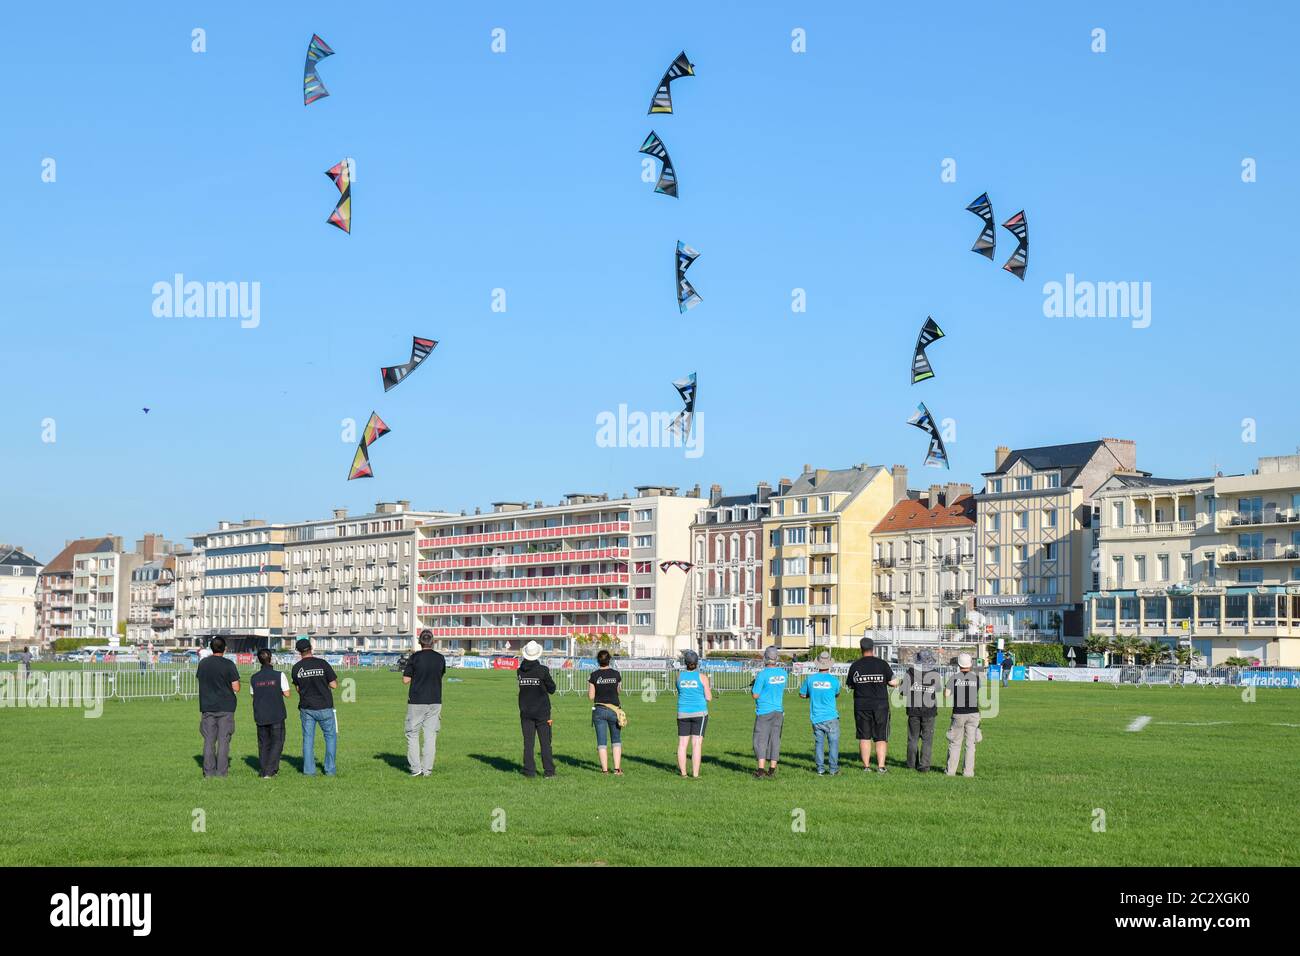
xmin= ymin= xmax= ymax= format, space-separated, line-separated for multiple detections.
xmin=4 ymin=2 xmax=1298 ymax=562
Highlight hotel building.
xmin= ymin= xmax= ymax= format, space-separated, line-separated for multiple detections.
xmin=975 ymin=439 xmax=1140 ymax=641
xmin=415 ymin=487 xmax=702 ymax=656
xmin=871 ymin=483 xmax=976 ymax=632
xmin=689 ymin=482 xmax=774 ymax=652
xmin=762 ymin=463 xmax=906 ymax=649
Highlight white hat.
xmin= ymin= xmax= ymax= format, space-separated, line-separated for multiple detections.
xmin=958 ymin=653 xmax=973 ymax=669
xmin=521 ymin=640 xmax=543 ymax=661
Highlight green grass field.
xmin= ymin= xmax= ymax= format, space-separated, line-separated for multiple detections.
xmin=1 ymin=666 xmax=1297 ymax=866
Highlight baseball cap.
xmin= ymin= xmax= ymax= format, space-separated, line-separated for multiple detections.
xmin=958 ymin=653 xmax=973 ymax=668
xmin=816 ymin=651 xmax=833 ymax=670
xmin=295 ymin=638 xmax=312 ymax=653
xmin=682 ymin=649 xmax=700 ymax=666
xmin=521 ymin=640 xmax=543 ymax=661
xmin=763 ymin=645 xmax=780 ymax=663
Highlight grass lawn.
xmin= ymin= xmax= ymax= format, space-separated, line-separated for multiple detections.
xmin=1 ymin=666 xmax=1297 ymax=866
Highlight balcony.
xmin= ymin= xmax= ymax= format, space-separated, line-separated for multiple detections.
xmin=873 ymin=592 xmax=895 ymax=603
xmin=809 ymin=543 xmax=835 ymax=554
xmin=1119 ymin=520 xmax=1198 ymax=536
xmin=942 ymin=554 xmax=974 ymax=567
xmin=419 ymin=573 xmax=629 ymax=594
xmin=809 ymin=574 xmax=835 ymax=585
xmin=874 ymin=557 xmax=894 ymax=568
xmin=417 ymin=599 xmax=629 ymax=616
xmin=418 ymin=521 xmax=630 ymax=550
xmin=1218 ymin=510 xmax=1300 ymax=531
xmin=809 ymin=603 xmax=837 ymax=615
xmin=418 ymin=547 xmax=629 ymax=573
xmin=1220 ymin=546 xmax=1300 ymax=564
xmin=415 ymin=625 xmax=631 ymax=638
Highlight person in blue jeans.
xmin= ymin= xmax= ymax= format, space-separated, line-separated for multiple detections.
xmin=290 ymin=639 xmax=339 ymax=776
xmin=798 ymin=651 xmax=842 ymax=775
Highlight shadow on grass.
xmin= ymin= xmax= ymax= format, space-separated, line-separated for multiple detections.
xmin=373 ymin=752 xmax=411 ymax=774
xmin=553 ymin=753 xmax=602 ymax=772
xmin=621 ymin=753 xmax=684 ymax=774
xmin=468 ymin=752 xmax=524 ymax=774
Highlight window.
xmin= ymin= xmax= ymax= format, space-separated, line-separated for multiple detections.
xmin=1113 ymin=556 xmax=1125 ymax=587
xmin=1044 ymin=508 xmax=1058 ymax=529
xmin=783 ymin=588 xmax=806 ymax=606
xmin=635 ymin=509 xmax=653 ymax=522
xmin=991 ymin=479 xmax=1003 ymax=493
xmin=1157 ymin=554 xmax=1169 ymax=581
xmin=1180 ymin=553 xmax=1192 ymax=581
xmin=1046 ymin=473 xmax=1060 ymax=488
xmin=635 ymin=613 xmax=652 ymax=626
xmin=634 ymin=587 xmax=651 ymax=600
xmin=782 ymin=557 xmax=806 ymax=575
xmin=1043 ymin=542 xmax=1057 ymax=561
xmin=1134 ymin=555 xmax=1146 ymax=583
xmin=989 ymin=579 xmax=1001 ymax=596
xmin=634 ymin=535 xmax=653 ymax=548
xmin=1016 ymin=476 xmax=1032 ymax=491
xmin=785 ymin=527 xmax=806 ymax=545
xmin=1112 ymin=502 xmax=1125 ymax=528
xmin=820 ymin=495 xmax=830 ymax=512
xmin=797 ymin=498 xmax=809 ymax=514
xmin=989 ymin=513 xmax=1000 ymax=532
xmin=1015 ymin=545 xmax=1028 ymax=564
xmin=783 ymin=618 xmax=805 ymax=637
xmin=769 ymin=529 xmax=780 ymax=547
xmin=1238 ymin=568 xmax=1263 ymax=584
xmin=1015 ymin=511 xmax=1028 ymax=530
xmin=634 ymin=561 xmax=652 ymax=574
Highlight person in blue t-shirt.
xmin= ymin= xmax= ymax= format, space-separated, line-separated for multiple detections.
xmin=798 ymin=651 xmax=842 ymax=775
xmin=675 ymin=650 xmax=712 ymax=778
xmin=750 ymin=645 xmax=788 ymax=778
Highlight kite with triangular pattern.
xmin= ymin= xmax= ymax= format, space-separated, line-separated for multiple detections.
xmin=907 ymin=402 xmax=949 ymax=469
xmin=325 ymin=159 xmax=352 ymax=233
xmin=348 ymin=443 xmax=373 ymax=480
xmin=648 ymin=51 xmax=694 ymax=114
xmin=676 ymin=242 xmax=701 ymax=312
xmin=304 ymin=35 xmax=335 ymax=106
xmin=911 ymin=316 xmax=946 ymax=384
xmin=966 ymin=192 xmax=996 ymax=260
xmin=659 ymin=560 xmax=694 ymax=573
xmin=381 ymin=337 xmax=437 ymax=391
xmin=639 ymin=131 xmax=678 ymax=198
xmin=1001 ymin=210 xmax=1028 ymax=280
xmin=668 ymin=371 xmax=697 ymax=439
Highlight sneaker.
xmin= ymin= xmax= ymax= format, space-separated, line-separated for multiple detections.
xmin=543 ymin=771 xmax=556 ymax=778
xmin=876 ymin=766 xmax=889 ymax=774
xmin=828 ymin=768 xmax=840 ymax=776
xmin=753 ymin=769 xmax=768 ymax=779
xmin=816 ymin=768 xmax=826 ymax=775
xmin=768 ymin=767 xmax=778 ymax=778
xmin=862 ymin=766 xmax=874 ymax=773
xmin=410 ymin=770 xmax=423 ymax=777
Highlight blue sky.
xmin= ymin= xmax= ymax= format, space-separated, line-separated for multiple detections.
xmin=4 ymin=1 xmax=1298 ymax=561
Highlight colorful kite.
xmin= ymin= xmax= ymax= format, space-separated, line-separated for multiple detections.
xmin=911 ymin=316 xmax=946 ymax=384
xmin=381 ymin=337 xmax=437 ymax=392
xmin=659 ymin=560 xmax=694 ymax=573
xmin=668 ymin=371 xmax=697 ymax=439
xmin=325 ymin=159 xmax=352 ymax=233
xmin=347 ymin=411 xmax=391 ymax=480
xmin=966 ymin=192 xmax=996 ymax=260
xmin=907 ymin=402 xmax=949 ymax=469
xmin=304 ymin=35 xmax=335 ymax=106
xmin=676 ymin=241 xmax=701 ymax=312
xmin=648 ymin=51 xmax=695 ymax=114
xmin=1001 ymin=211 xmax=1028 ymax=280
xmin=639 ymin=131 xmax=678 ymax=198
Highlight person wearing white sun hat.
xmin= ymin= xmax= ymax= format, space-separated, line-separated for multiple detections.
xmin=944 ymin=653 xmax=982 ymax=777
xmin=517 ymin=640 xmax=557 ymax=778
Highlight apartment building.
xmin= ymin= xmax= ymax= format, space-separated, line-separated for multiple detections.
xmin=1088 ymin=455 xmax=1300 ymax=665
xmin=36 ymin=538 xmax=116 ymax=645
xmin=126 ymin=556 xmax=177 ymax=646
xmin=689 ymin=481 xmax=774 ymax=652
xmin=173 ymin=546 xmax=206 ymax=646
xmin=975 ymin=439 xmax=1140 ymax=641
xmin=871 ymin=483 xmax=975 ymax=632
xmin=0 ymin=545 xmax=43 ymax=642
xmin=762 ymin=463 xmax=906 ymax=649
xmin=415 ymin=486 xmax=702 ymax=656
xmin=186 ymin=519 xmax=287 ymax=649
xmin=283 ymin=501 xmax=454 ymax=652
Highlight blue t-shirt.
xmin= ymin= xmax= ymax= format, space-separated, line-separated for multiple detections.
xmin=799 ymin=672 xmax=841 ymax=724
xmin=752 ymin=666 xmax=788 ymax=715
xmin=676 ymin=670 xmax=708 ymax=716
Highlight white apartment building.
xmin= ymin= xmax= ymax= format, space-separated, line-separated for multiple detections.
xmin=415 ymin=487 xmax=702 ymax=656
xmin=0 ymin=546 xmax=43 ymax=642
xmin=71 ymin=546 xmax=139 ymax=643
xmin=871 ymin=483 xmax=975 ymax=632
xmin=1089 ymin=455 xmax=1300 ymax=666
xmin=184 ymin=519 xmax=286 ymax=648
xmin=283 ymin=501 xmax=454 ymax=652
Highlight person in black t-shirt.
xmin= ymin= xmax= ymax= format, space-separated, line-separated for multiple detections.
xmin=291 ymin=639 xmax=339 ymax=776
xmin=845 ymin=637 xmax=900 ymax=774
xmin=195 ymin=637 xmax=241 ymax=778
xmin=402 ymin=630 xmax=447 ymax=776
xmin=945 ymin=653 xmax=983 ymax=777
xmin=249 ymin=647 xmax=291 ymax=778
xmin=587 ymin=648 xmax=624 ymax=775
xmin=903 ymin=651 xmax=940 ymax=773
xmin=517 ymin=641 xmax=557 ymax=777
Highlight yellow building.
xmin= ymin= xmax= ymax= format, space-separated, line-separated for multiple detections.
xmin=762 ymin=463 xmax=906 ymax=649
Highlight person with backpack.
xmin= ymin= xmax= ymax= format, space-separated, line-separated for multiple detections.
xmin=750 ymin=645 xmax=788 ymax=778
xmin=587 ymin=648 xmax=625 ymax=775
xmin=517 ymin=641 xmax=557 ymax=778
xmin=675 ymin=650 xmax=712 ymax=778
xmin=249 ymin=648 xmax=291 ymax=778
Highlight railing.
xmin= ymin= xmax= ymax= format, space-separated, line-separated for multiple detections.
xmin=419 ymin=521 xmax=630 ymax=550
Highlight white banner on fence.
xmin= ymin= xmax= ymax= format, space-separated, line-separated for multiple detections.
xmin=1026 ymin=666 xmax=1121 ymax=683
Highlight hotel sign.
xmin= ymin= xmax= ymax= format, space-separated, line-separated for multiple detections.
xmin=976 ymin=595 xmax=1058 ymax=608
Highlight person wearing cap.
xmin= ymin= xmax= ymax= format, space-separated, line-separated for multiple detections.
xmin=675 ymin=649 xmax=712 ymax=778
xmin=903 ymin=650 xmax=940 ymax=773
xmin=798 ymin=651 xmax=842 ymax=775
xmin=750 ymin=645 xmax=788 ymax=778
xmin=846 ymin=636 xmax=900 ymax=773
xmin=1001 ymin=648 xmax=1015 ymax=687
xmin=587 ymin=648 xmax=624 ymax=775
xmin=249 ymin=647 xmax=291 ymax=778
xmin=944 ymin=653 xmax=982 ymax=777
xmin=517 ymin=640 xmax=557 ymax=778
xmin=291 ymin=638 xmax=339 ymax=777
xmin=403 ymin=630 xmax=447 ymax=777
xmin=196 ymin=636 xmax=241 ymax=778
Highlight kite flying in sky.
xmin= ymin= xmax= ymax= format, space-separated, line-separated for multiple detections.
xmin=911 ymin=316 xmax=946 ymax=384
xmin=381 ymin=337 xmax=437 ymax=392
xmin=907 ymin=402 xmax=949 ymax=469
xmin=966 ymin=192 xmax=996 ymax=260
xmin=668 ymin=371 xmax=697 ymax=439
xmin=659 ymin=560 xmax=694 ymax=573
xmin=325 ymin=159 xmax=352 ymax=233
xmin=639 ymin=131 xmax=678 ymax=198
xmin=648 ymin=51 xmax=695 ymax=114
xmin=348 ymin=411 xmax=390 ymax=480
xmin=304 ymin=35 xmax=335 ymax=106
xmin=676 ymin=241 xmax=701 ymax=312
xmin=1001 ymin=211 xmax=1029 ymax=279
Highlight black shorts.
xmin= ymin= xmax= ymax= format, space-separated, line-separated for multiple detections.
xmin=677 ymin=715 xmax=708 ymax=737
xmin=855 ymin=706 xmax=890 ymax=742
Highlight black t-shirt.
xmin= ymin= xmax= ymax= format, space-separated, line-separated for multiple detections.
xmin=196 ymin=655 xmax=240 ymax=713
xmin=404 ymin=649 xmax=447 ymax=705
xmin=517 ymin=660 xmax=556 ymax=719
xmin=291 ymin=657 xmax=338 ymax=710
xmin=846 ymin=656 xmax=894 ymax=708
xmin=904 ymin=665 xmax=940 ymax=716
xmin=588 ymin=667 xmax=622 ymax=706
xmin=950 ymin=670 xmax=982 ymax=714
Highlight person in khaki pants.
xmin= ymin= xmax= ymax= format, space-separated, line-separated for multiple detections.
xmin=944 ymin=653 xmax=982 ymax=777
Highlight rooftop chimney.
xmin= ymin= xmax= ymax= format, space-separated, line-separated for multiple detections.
xmin=333 ymin=509 xmax=347 ymax=520
xmin=814 ymin=468 xmax=829 ymax=487
xmin=946 ymin=482 xmax=973 ymax=506
xmin=892 ymin=465 xmax=908 ymax=504
xmin=756 ymin=481 xmax=772 ymax=504
xmin=928 ymin=483 xmax=943 ymax=508
xmin=778 ymin=476 xmax=793 ymax=495
xmin=709 ymin=483 xmax=723 ymax=506
xmin=802 ymin=463 xmax=812 ymax=475
xmin=995 ymin=445 xmax=1011 ymax=470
